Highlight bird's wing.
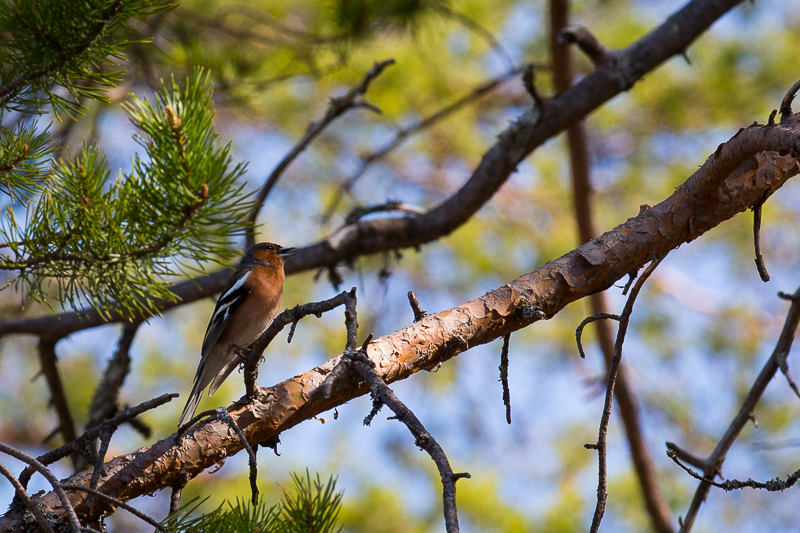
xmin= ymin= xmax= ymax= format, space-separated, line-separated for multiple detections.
xmin=200 ymin=269 xmax=252 ymax=360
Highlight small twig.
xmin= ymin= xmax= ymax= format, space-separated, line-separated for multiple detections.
xmin=768 ymin=109 xmax=778 ymax=126
xmin=665 ymin=442 xmax=708 ymax=471
xmin=87 ymin=426 xmax=113 ymax=514
xmin=499 ymin=334 xmax=512 ymax=424
xmin=522 ymin=64 xmax=545 ymax=116
xmin=621 ymin=271 xmax=637 ymax=296
xmin=86 ymin=321 xmax=141 ymax=431
xmin=245 ymin=288 xmax=357 ymax=398
xmin=667 ymin=450 xmax=800 ymax=492
xmin=314 ymin=291 xmax=363 ymax=400
xmin=286 ymin=321 xmax=299 ymax=343
xmin=122 ymin=406 xmax=152 ymax=438
xmin=37 ymin=337 xmax=79 ymax=470
xmin=677 ymin=284 xmax=800 ymax=532
xmin=407 ymin=291 xmax=428 ymax=322
xmin=752 ymin=202 xmax=770 ymax=282
xmin=17 ymin=394 xmax=178 ymax=493
xmin=168 ymin=471 xmax=190 ymax=517
xmin=590 ymin=257 xmax=663 ymax=533
xmin=321 ymin=286 xmax=469 ymax=531
xmin=0 ymin=459 xmax=56 ymax=533
xmin=321 ymin=66 xmax=522 ymax=221
xmin=169 ymin=486 xmax=183 ymax=515
xmin=349 ymin=349 xmax=468 ymax=533
xmin=344 ymin=201 xmax=425 ymax=226
xmin=575 ymin=313 xmax=621 ymax=359
xmin=775 ymin=333 xmax=800 ymax=401
xmin=176 ymin=408 xmax=259 ymax=505
xmin=779 ymin=78 xmax=800 ymax=123
xmin=61 ymin=484 xmax=167 ymax=532
xmin=0 ymin=442 xmax=82 ymax=533
xmin=558 ymin=24 xmax=613 ymax=65
xmin=245 ymin=59 xmax=395 ymax=247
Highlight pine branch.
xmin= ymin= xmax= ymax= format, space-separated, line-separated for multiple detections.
xmin=0 ymin=0 xmax=175 ymax=116
xmin=0 ymin=70 xmax=254 ymax=317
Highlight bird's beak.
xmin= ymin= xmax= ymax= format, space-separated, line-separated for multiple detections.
xmin=278 ymin=246 xmax=296 ymax=257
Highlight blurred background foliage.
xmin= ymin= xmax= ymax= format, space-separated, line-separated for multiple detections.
xmin=2 ymin=0 xmax=800 ymax=531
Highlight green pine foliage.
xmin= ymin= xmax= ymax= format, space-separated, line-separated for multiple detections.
xmin=0 ymin=70 xmax=254 ymax=316
xmin=167 ymin=471 xmax=343 ymax=533
xmin=0 ymin=0 xmax=173 ymax=116
xmin=0 ymin=122 xmax=53 ymax=199
xmin=333 ymin=0 xmax=450 ymax=39
xmin=0 ymin=0 xmax=256 ymax=317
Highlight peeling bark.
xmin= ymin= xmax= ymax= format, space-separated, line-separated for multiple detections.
xmin=3 ymin=120 xmax=798 ymax=530
xmin=0 ymin=0 xmax=747 ymax=341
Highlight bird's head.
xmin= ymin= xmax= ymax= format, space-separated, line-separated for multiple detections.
xmin=241 ymin=242 xmax=295 ymax=270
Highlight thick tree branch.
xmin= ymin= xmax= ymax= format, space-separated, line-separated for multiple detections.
xmin=4 ymin=115 xmax=799 ymax=529
xmin=0 ymin=0 xmax=748 ymax=341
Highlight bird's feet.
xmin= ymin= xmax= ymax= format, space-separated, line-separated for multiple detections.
xmin=228 ymin=340 xmax=252 ymax=360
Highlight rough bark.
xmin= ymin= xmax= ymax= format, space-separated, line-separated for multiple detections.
xmin=0 ymin=0 xmax=747 ymax=341
xmin=3 ymin=119 xmax=797 ymax=530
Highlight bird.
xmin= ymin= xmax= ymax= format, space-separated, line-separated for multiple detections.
xmin=178 ymin=242 xmax=295 ymax=427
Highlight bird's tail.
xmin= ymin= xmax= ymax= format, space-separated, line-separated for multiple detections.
xmin=178 ymin=379 xmax=204 ymax=428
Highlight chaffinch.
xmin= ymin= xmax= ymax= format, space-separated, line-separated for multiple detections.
xmin=179 ymin=242 xmax=294 ymax=427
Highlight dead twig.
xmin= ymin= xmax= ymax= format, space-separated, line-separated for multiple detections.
xmin=331 ymin=290 xmax=468 ymax=533
xmin=665 ymin=442 xmax=708 ymax=471
xmin=675 ymin=284 xmax=800 ymax=532
xmin=522 ymin=64 xmax=546 ymax=117
xmin=550 ymin=4 xmax=674 ymax=528
xmin=779 ymin=78 xmax=800 ymax=123
xmin=0 ymin=442 xmax=82 ymax=532
xmin=61 ymin=484 xmax=167 ymax=532
xmin=244 ymin=288 xmax=357 ymax=398
xmin=168 ymin=471 xmax=190 ymax=516
xmin=37 ymin=337 xmax=79 ymax=470
xmin=499 ymin=334 xmax=512 ymax=424
xmin=590 ymin=257 xmax=664 ymax=533
xmin=245 ymin=59 xmax=395 ymax=247
xmin=352 ymin=347 xmax=470 ymax=533
xmin=177 ymin=408 xmax=259 ymax=505
xmin=0 ymin=459 xmax=55 ymax=533
xmin=667 ymin=450 xmax=800 ymax=492
xmin=558 ymin=24 xmax=614 ymax=65
xmin=313 ymin=289 xmax=362 ymax=399
xmin=752 ymin=202 xmax=770 ymax=282
xmin=322 ymin=66 xmax=522 ymax=221
xmin=575 ymin=313 xmax=621 ymax=359
xmin=407 ymin=291 xmax=428 ymax=322
xmin=17 ymin=393 xmax=178 ymax=493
